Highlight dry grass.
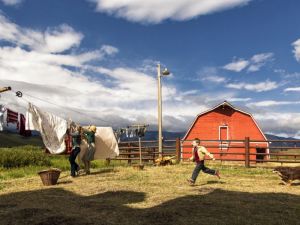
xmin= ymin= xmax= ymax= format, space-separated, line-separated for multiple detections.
xmin=0 ymin=162 xmax=299 ymax=225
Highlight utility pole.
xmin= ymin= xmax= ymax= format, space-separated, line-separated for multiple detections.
xmin=157 ymin=64 xmax=163 ymax=158
xmin=157 ymin=64 xmax=170 ymax=158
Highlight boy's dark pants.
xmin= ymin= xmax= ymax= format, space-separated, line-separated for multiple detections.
xmin=69 ymin=147 xmax=80 ymax=176
xmin=191 ymin=160 xmax=215 ymax=182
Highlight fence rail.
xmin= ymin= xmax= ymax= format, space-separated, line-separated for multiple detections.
xmin=109 ymin=137 xmax=300 ymax=167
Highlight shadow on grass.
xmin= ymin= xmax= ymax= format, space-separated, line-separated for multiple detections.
xmin=78 ymin=168 xmax=116 ymax=177
xmin=201 ymin=180 xmax=226 ymax=185
xmin=0 ymin=188 xmax=299 ymax=225
xmin=90 ymin=168 xmax=116 ymax=175
xmin=57 ymin=180 xmax=73 ymax=185
xmin=278 ymin=182 xmax=300 ymax=186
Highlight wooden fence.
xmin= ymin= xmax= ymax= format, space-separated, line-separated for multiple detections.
xmin=110 ymin=137 xmax=300 ymax=167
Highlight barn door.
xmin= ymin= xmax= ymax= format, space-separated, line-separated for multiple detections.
xmin=219 ymin=126 xmax=228 ymax=140
xmin=219 ymin=126 xmax=228 ymax=150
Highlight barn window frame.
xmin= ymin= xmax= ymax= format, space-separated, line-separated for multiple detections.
xmin=219 ymin=125 xmax=229 ymax=150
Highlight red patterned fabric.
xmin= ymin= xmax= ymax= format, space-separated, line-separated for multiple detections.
xmin=19 ymin=114 xmax=31 ymax=137
xmin=65 ymin=134 xmax=72 ymax=154
xmin=7 ymin=108 xmax=18 ymax=124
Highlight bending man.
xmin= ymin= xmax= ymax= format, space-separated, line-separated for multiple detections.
xmin=82 ymin=125 xmax=96 ymax=174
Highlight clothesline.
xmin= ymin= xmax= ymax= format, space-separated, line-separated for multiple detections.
xmin=7 ymin=88 xmax=114 ymax=127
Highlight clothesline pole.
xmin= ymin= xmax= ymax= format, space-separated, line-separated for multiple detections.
xmin=0 ymin=86 xmax=11 ymax=94
xmin=139 ymin=136 xmax=142 ymax=165
xmin=123 ymin=124 xmax=149 ymax=170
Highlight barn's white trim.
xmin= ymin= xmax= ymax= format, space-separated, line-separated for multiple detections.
xmin=219 ymin=125 xmax=229 ymax=140
xmin=219 ymin=125 xmax=229 ymax=150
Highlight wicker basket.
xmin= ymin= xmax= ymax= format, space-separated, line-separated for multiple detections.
xmin=38 ymin=168 xmax=61 ymax=186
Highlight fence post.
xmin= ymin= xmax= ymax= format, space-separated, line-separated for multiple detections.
xmin=176 ymin=138 xmax=181 ymax=163
xmin=152 ymin=147 xmax=156 ymax=164
xmin=245 ymin=137 xmax=250 ymax=168
xmin=127 ymin=143 xmax=132 ymax=165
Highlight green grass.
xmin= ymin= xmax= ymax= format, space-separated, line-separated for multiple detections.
xmin=0 ymin=146 xmax=51 ymax=168
xmin=0 ymin=131 xmax=43 ymax=147
xmin=0 ymin=145 xmax=128 ymax=181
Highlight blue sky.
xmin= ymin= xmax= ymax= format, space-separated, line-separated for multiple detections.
xmin=1 ymin=0 xmax=300 ymax=137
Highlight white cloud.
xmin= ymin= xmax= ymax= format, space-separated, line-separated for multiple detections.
xmin=201 ymin=75 xmax=226 ymax=83
xmin=198 ymin=67 xmax=227 ymax=83
xmin=223 ymin=59 xmax=249 ymax=72
xmin=284 ymin=87 xmax=300 ymax=92
xmin=292 ymin=39 xmax=300 ymax=62
xmin=226 ymin=80 xmax=278 ymax=92
xmin=100 ymin=45 xmax=119 ymax=55
xmin=247 ymin=53 xmax=274 ymax=72
xmin=1 ymin=0 xmax=22 ymax=6
xmin=88 ymin=0 xmax=251 ymax=24
xmin=251 ymin=53 xmax=273 ymax=63
xmin=223 ymin=52 xmax=274 ymax=72
xmin=182 ymin=90 xmax=199 ymax=96
xmin=0 ymin=13 xmax=212 ymax=131
xmin=247 ymin=101 xmax=300 ymax=107
xmin=254 ymin=112 xmax=300 ymax=138
xmin=228 ymin=97 xmax=251 ymax=102
xmin=0 ymin=15 xmax=83 ymax=53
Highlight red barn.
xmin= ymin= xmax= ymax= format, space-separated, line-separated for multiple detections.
xmin=182 ymin=101 xmax=269 ymax=162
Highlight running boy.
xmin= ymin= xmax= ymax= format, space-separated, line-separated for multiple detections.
xmin=187 ymin=138 xmax=220 ymax=185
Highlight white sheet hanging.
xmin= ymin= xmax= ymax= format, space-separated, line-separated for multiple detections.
xmin=0 ymin=105 xmax=5 ymax=131
xmin=79 ymin=127 xmax=119 ymax=160
xmin=25 ymin=103 xmax=67 ymax=154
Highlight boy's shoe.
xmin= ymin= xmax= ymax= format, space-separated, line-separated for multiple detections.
xmin=215 ymin=170 xmax=221 ymax=179
xmin=187 ymin=178 xmax=195 ymax=185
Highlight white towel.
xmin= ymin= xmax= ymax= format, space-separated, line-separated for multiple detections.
xmin=0 ymin=105 xmax=5 ymax=131
xmin=25 ymin=103 xmax=67 ymax=154
xmin=79 ymin=127 xmax=119 ymax=160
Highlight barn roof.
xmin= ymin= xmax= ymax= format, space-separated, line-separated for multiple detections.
xmin=183 ymin=101 xmax=267 ymax=141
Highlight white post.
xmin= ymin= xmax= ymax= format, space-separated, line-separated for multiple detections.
xmin=157 ymin=64 xmax=163 ymax=158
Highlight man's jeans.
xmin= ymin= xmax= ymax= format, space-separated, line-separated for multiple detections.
xmin=69 ymin=147 xmax=80 ymax=176
xmin=191 ymin=160 xmax=215 ymax=182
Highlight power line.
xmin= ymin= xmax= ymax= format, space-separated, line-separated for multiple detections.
xmin=9 ymin=88 xmax=113 ymax=126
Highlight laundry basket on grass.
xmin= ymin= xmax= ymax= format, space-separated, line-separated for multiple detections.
xmin=38 ymin=168 xmax=61 ymax=186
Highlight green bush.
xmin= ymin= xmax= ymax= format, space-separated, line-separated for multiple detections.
xmin=0 ymin=146 xmax=51 ymax=168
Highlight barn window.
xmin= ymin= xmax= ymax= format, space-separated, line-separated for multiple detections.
xmin=219 ymin=126 xmax=229 ymax=150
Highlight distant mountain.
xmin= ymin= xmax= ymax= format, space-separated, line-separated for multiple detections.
xmin=120 ymin=131 xmax=185 ymax=142
xmin=121 ymin=131 xmax=300 ymax=149
xmin=265 ymin=134 xmax=300 ymax=148
xmin=265 ymin=134 xmax=298 ymax=141
xmin=1 ymin=129 xmax=299 ymax=149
